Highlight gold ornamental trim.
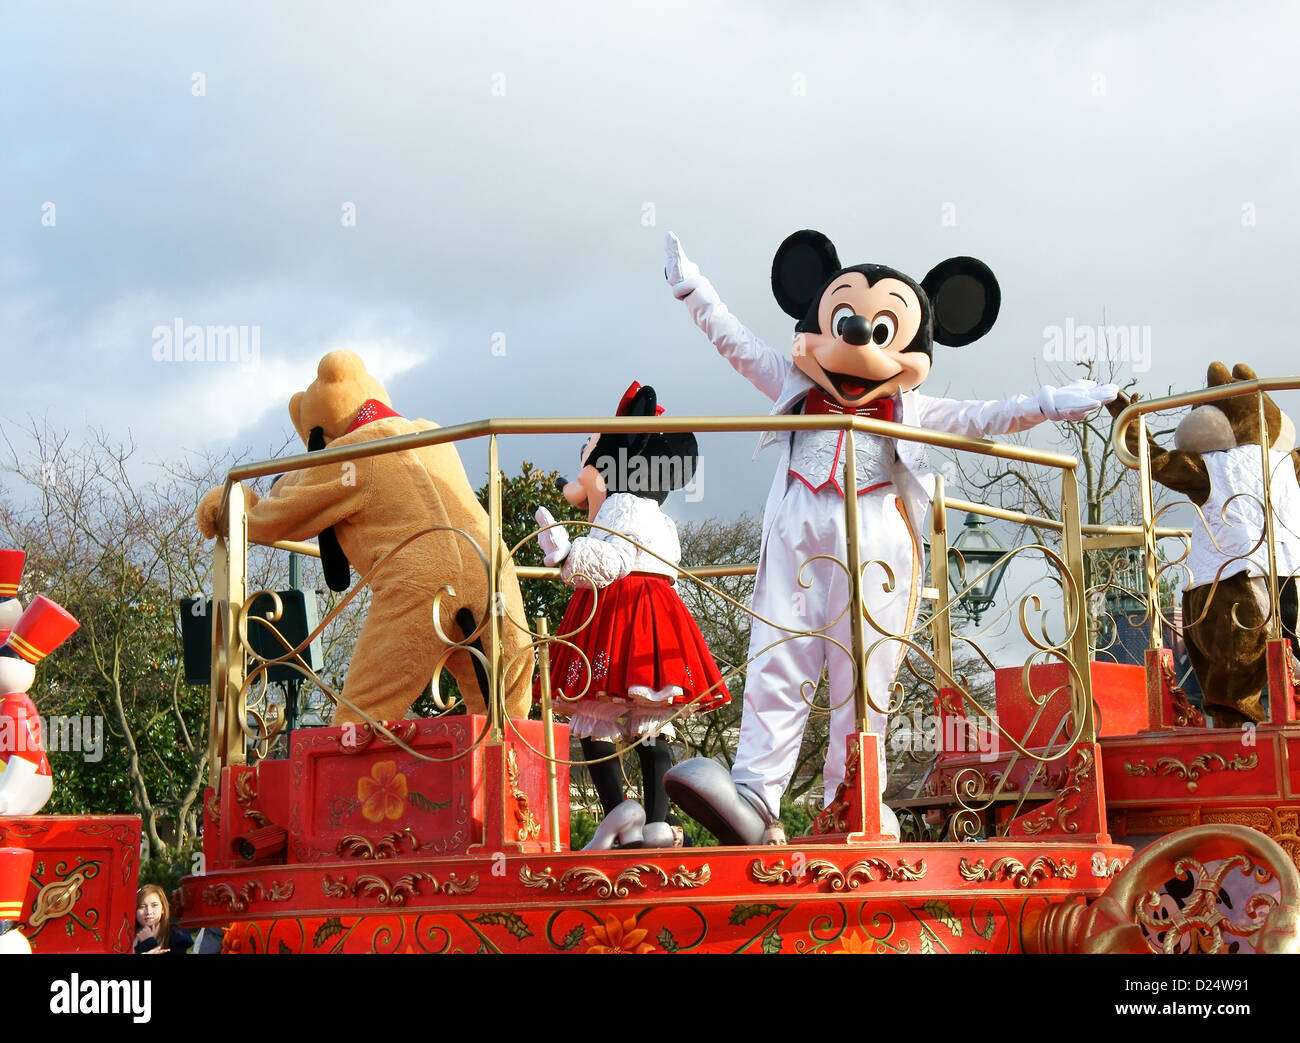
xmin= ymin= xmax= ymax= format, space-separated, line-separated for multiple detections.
xmin=516 ymin=863 xmax=711 ymax=898
xmin=958 ymin=856 xmax=1078 ymax=888
xmin=27 ymin=870 xmax=87 ymax=930
xmin=320 ymin=870 xmax=479 ymax=905
xmin=507 ymin=747 xmax=541 ymax=842
xmin=335 ymin=827 xmax=423 ymax=860
xmin=1124 ymin=752 xmax=1259 ymax=793
xmin=232 ymin=770 xmax=270 ymax=828
xmin=202 ymin=879 xmax=295 ymax=913
xmin=749 ymin=857 xmax=928 ymax=888
xmin=1020 ymin=746 xmax=1095 ymax=836
xmin=1090 ymin=853 xmax=1129 ymax=879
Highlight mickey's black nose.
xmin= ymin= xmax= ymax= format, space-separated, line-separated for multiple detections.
xmin=840 ymin=315 xmax=872 ymax=346
xmin=554 ymin=476 xmax=568 ymax=493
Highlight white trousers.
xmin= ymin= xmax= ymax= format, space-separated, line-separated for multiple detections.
xmin=731 ymin=481 xmax=922 ymax=818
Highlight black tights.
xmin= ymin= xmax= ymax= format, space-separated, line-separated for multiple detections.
xmin=580 ymin=736 xmax=674 ymax=823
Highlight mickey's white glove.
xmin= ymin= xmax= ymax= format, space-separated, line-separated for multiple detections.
xmin=535 ymin=507 xmax=571 ymax=567
xmin=663 ymin=232 xmax=786 ymax=401
xmin=665 ymin=233 xmax=702 ymax=299
xmin=1037 ymin=379 xmax=1119 ymax=422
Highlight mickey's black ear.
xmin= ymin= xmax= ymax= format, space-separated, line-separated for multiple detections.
xmin=921 ymin=257 xmax=1001 ymax=347
xmin=771 ymin=230 xmax=841 ymax=321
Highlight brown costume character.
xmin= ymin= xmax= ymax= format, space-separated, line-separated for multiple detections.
xmin=1111 ymin=362 xmax=1300 ymax=726
xmin=197 ymin=350 xmax=532 ymax=725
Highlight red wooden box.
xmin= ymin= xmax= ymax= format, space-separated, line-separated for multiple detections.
xmin=206 ymin=716 xmax=569 ymax=871
xmin=0 ymin=815 xmax=142 ymax=953
xmin=994 ymin=661 xmax=1147 ymax=747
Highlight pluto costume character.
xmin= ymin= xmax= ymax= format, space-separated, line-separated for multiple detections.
xmin=662 ymin=231 xmax=1116 ymax=844
xmin=198 ymin=350 xmax=532 ymax=726
xmin=1110 ymin=363 xmax=1300 ymax=727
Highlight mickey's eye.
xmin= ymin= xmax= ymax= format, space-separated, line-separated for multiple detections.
xmin=831 ymin=305 xmax=856 ymax=337
xmin=871 ymin=313 xmax=898 ymax=347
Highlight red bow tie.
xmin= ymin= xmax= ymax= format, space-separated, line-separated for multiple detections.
xmin=802 ymin=389 xmax=896 ymax=422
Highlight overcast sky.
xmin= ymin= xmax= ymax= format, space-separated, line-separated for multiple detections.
xmin=4 ymin=1 xmax=1299 ymax=652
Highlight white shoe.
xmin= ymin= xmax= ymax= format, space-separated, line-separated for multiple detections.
xmin=582 ymin=800 xmax=646 ymax=851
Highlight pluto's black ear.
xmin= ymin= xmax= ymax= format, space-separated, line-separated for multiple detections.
xmin=771 ymin=230 xmax=841 ymax=322
xmin=308 ymin=425 xmax=352 ymax=593
xmin=921 ymin=257 xmax=1000 ymax=347
xmin=622 ymin=385 xmax=658 ymax=418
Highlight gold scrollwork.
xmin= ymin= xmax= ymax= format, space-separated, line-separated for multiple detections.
xmin=1124 ymin=752 xmax=1259 ymax=793
xmin=1137 ymin=854 xmax=1280 ymax=953
xmin=320 ymin=870 xmax=479 ymax=905
xmin=749 ymin=857 xmax=928 ymax=888
xmin=1019 ymin=745 xmax=1094 ymax=836
xmin=516 ymin=862 xmax=711 ymax=898
xmin=958 ymin=856 xmax=1078 ymax=888
xmin=232 ymin=770 xmax=269 ymax=827
xmin=202 ymin=879 xmax=296 ymax=913
xmin=507 ymin=747 xmax=541 ymax=842
xmin=335 ymin=827 xmax=423 ymax=860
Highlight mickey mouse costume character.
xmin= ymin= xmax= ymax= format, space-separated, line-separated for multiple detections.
xmin=535 ymin=382 xmax=728 ymax=849
xmin=661 ymin=231 xmax=1117 ymax=845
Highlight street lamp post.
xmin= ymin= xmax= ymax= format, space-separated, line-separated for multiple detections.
xmin=925 ymin=513 xmax=1010 ymax=627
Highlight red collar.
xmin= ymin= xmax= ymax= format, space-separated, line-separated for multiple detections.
xmin=802 ymin=389 xmax=896 ymax=422
xmin=346 ymin=399 xmax=403 ymax=433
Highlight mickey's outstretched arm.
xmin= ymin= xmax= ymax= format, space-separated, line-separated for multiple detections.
xmin=665 ymin=233 xmax=790 ymax=403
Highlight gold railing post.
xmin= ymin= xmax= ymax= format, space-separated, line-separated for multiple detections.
xmin=841 ymin=425 xmax=870 ymax=732
xmin=929 ymin=475 xmax=955 ymax=688
xmin=536 ymin=616 xmax=562 ymax=853
xmin=1059 ymin=468 xmax=1096 ymax=744
xmin=1258 ymin=392 xmax=1283 ymax=642
xmin=209 ymin=482 xmax=247 ymax=786
xmin=486 ymin=434 xmax=505 ymax=741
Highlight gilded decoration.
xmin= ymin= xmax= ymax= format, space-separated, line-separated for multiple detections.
xmin=507 ymin=746 xmax=542 ymax=842
xmin=958 ymin=856 xmax=1078 ymax=888
xmin=335 ymin=827 xmax=423 ymax=860
xmin=26 ymin=870 xmax=87 ymax=930
xmin=1123 ymin=752 xmax=1259 ymax=793
xmin=749 ymin=857 xmax=928 ymax=888
xmin=232 ymin=770 xmax=269 ymax=828
xmin=516 ymin=863 xmax=711 ymax=898
xmin=1019 ymin=746 xmax=1094 ymax=836
xmin=1137 ymin=854 xmax=1284 ymax=953
xmin=203 ymin=879 xmax=295 ymax=913
xmin=320 ymin=870 xmax=479 ymax=904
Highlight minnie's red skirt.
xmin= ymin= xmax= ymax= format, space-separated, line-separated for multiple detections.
xmin=543 ymin=574 xmax=728 ymax=738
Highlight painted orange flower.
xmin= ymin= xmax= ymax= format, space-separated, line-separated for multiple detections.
xmin=585 ymin=914 xmax=654 ymax=954
xmin=357 ymin=760 xmax=408 ymax=823
xmin=831 ymin=930 xmax=880 ymax=954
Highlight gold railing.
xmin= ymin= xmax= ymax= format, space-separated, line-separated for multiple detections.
xmin=204 ymin=411 xmax=1097 ymax=846
xmin=1111 ymin=377 xmax=1300 ymax=729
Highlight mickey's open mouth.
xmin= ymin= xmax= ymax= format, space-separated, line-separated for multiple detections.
xmin=821 ymin=369 xmax=893 ymax=402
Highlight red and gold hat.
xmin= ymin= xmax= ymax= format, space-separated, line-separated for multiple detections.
xmin=4 ymin=595 xmax=79 ymax=665
xmin=0 ymin=848 xmax=34 ymax=920
xmin=0 ymin=551 xmax=24 ymax=600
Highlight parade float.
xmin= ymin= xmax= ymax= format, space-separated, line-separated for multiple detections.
xmin=163 ymin=358 xmax=1300 ymax=955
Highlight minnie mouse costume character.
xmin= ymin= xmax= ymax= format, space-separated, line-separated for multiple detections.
xmin=661 ymin=231 xmax=1117 ymax=845
xmin=535 ymin=382 xmax=727 ymax=849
